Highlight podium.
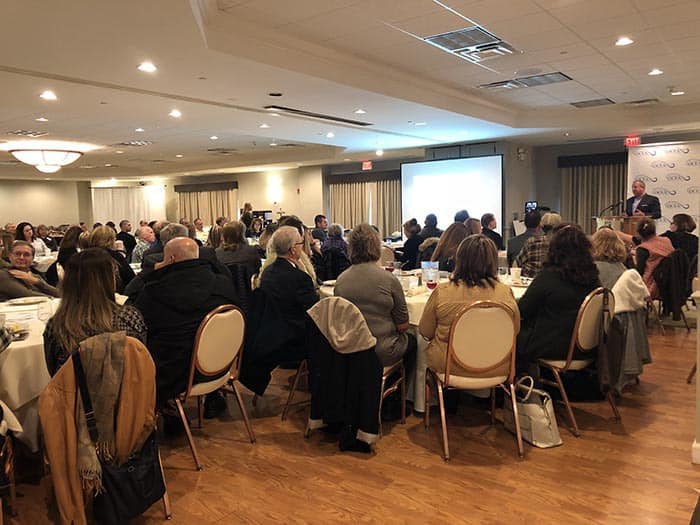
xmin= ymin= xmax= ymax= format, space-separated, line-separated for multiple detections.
xmin=593 ymin=215 xmax=644 ymax=235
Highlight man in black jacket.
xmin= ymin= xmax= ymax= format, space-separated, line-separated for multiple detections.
xmin=240 ymin=226 xmax=319 ymax=395
xmin=625 ymin=179 xmax=661 ymax=219
xmin=133 ymin=237 xmax=240 ymax=412
xmin=116 ymin=219 xmax=136 ymax=260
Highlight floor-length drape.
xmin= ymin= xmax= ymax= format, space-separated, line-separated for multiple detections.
xmin=91 ymin=186 xmax=166 ymax=225
xmin=371 ymin=178 xmax=402 ymax=238
xmin=178 ymin=189 xmax=237 ymax=226
xmin=329 ymin=181 xmax=368 ymax=229
xmin=561 ymin=163 xmax=627 ymax=233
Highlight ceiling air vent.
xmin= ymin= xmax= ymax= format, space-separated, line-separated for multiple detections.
xmin=113 ymin=140 xmax=153 ymax=147
xmin=479 ymin=79 xmax=526 ymax=90
xmin=277 ymin=143 xmax=303 ymax=148
xmin=7 ymin=129 xmax=49 ymax=138
xmin=625 ymin=98 xmax=659 ymax=107
xmin=208 ymin=148 xmax=237 ymax=155
xmin=570 ymin=98 xmax=616 ymax=108
xmin=518 ymin=72 xmax=572 ymax=87
xmin=263 ymin=106 xmax=372 ymax=127
xmin=425 ymin=26 xmax=517 ymax=63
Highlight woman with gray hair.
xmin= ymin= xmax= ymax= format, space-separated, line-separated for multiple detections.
xmin=240 ymin=226 xmax=319 ymax=395
xmin=320 ymin=222 xmax=350 ymax=280
xmin=334 ymin=223 xmax=416 ymax=369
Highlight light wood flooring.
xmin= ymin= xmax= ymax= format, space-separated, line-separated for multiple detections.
xmin=7 ymin=327 xmax=700 ymax=524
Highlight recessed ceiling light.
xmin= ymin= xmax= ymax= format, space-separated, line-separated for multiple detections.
xmin=326 ymin=132 xmax=335 ymax=138
xmin=269 ymin=113 xmax=280 ymax=117
xmin=44 ymin=178 xmax=50 ymax=181
xmin=615 ymin=36 xmax=634 ymax=46
xmin=376 ymin=149 xmax=384 ymax=156
xmin=413 ymin=122 xmax=427 ymax=126
xmin=40 ymin=90 xmax=57 ymax=101
xmin=343 ymin=158 xmax=351 ymax=161
xmin=269 ymin=142 xmax=278 ymax=146
xmin=259 ymin=123 xmax=270 ymax=128
xmin=564 ymin=132 xmax=570 ymax=136
xmin=116 ymin=150 xmax=123 ymax=154
xmin=109 ymin=178 xmax=117 ymax=184
xmin=354 ymin=109 xmax=366 ymax=114
xmin=137 ymin=61 xmax=157 ymax=73
xmin=670 ymin=88 xmax=685 ymax=96
xmin=169 ymin=109 xmax=182 ymax=118
xmin=135 ymin=127 xmax=145 ymax=132
xmin=35 ymin=117 xmax=48 ymax=122
xmin=648 ymin=68 xmax=663 ymax=76
xmin=175 ymin=154 xmax=183 ymax=158
xmin=104 ymin=163 xmax=112 ymax=167
xmin=210 ymin=135 xmax=218 ymax=140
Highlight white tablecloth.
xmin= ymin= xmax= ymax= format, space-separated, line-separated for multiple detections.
xmin=33 ymin=253 xmax=58 ymax=273
xmin=319 ymin=280 xmax=527 ymax=412
xmin=0 ymin=299 xmax=58 ymax=450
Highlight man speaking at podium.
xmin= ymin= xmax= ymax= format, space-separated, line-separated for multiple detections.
xmin=625 ymin=179 xmax=661 ymax=219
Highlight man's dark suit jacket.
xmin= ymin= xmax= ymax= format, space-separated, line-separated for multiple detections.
xmin=626 ymin=194 xmax=661 ymax=219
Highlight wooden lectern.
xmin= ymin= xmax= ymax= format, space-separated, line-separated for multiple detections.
xmin=593 ymin=215 xmax=644 ymax=235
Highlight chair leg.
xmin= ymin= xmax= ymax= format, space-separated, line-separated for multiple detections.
xmin=158 ymin=450 xmax=173 ymax=520
xmin=551 ymin=368 xmax=580 ymax=437
xmin=607 ymin=391 xmax=621 ymax=421
xmin=424 ymin=372 xmax=430 ymax=429
xmin=688 ymin=363 xmax=697 ymax=384
xmin=175 ymin=398 xmax=202 ymax=471
xmin=490 ymin=387 xmax=496 ymax=426
xmin=230 ymin=381 xmax=256 ymax=443
xmin=281 ymin=361 xmax=306 ymax=421
xmin=377 ymin=374 xmax=387 ymax=435
xmin=196 ymin=396 xmax=203 ymax=429
xmin=681 ymin=309 xmax=691 ymax=333
xmin=509 ymin=383 xmax=524 ymax=458
xmin=436 ymin=380 xmax=450 ymax=461
xmin=400 ymin=363 xmax=407 ymax=424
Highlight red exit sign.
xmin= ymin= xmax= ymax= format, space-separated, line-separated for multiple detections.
xmin=361 ymin=160 xmax=373 ymax=171
xmin=624 ymin=136 xmax=641 ymax=147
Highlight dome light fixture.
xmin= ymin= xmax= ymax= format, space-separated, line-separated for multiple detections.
xmin=1 ymin=140 xmax=99 ymax=174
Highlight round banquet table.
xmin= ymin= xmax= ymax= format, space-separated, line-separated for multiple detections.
xmin=318 ymin=280 xmax=527 ymax=412
xmin=0 ymin=298 xmax=59 ymax=451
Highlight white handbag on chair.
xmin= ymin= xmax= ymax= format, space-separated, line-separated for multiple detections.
xmin=503 ymin=376 xmax=562 ymax=448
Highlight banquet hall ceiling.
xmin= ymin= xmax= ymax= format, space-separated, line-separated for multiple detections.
xmin=1 ymin=0 xmax=700 ymax=179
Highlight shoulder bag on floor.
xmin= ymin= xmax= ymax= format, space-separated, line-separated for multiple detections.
xmin=72 ymin=350 xmax=165 ymax=525
xmin=503 ymin=376 xmax=562 ymax=448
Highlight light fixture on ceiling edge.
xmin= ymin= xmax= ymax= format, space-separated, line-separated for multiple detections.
xmin=9 ymin=149 xmax=83 ymax=173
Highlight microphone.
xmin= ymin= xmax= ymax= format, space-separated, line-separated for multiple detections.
xmin=598 ymin=200 xmax=624 ymax=216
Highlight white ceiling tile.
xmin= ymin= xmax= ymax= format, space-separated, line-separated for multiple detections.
xmin=391 ymin=9 xmax=472 ymax=36
xmin=641 ymin=1 xmax=700 ymax=25
xmin=547 ymin=0 xmax=636 ymax=25
xmin=567 ymin=13 xmax=650 ymax=41
xmin=486 ymin=11 xmax=565 ymax=40
xmin=445 ymin=0 xmax=544 ymax=26
xmin=510 ymin=27 xmax=581 ymax=51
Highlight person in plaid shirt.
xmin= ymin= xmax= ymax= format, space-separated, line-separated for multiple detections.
xmin=515 ymin=213 xmax=562 ymax=278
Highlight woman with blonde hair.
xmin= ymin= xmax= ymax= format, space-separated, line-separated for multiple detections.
xmin=89 ymin=225 xmax=135 ymax=293
xmin=43 ymin=248 xmax=146 ymax=375
xmin=591 ymin=228 xmax=629 ymax=289
xmin=430 ymin=222 xmax=468 ymax=272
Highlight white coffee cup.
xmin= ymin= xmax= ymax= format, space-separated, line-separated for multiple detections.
xmin=510 ymin=267 xmax=521 ymax=283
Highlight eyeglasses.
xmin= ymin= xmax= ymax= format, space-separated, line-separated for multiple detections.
xmin=295 ymin=241 xmax=305 ymax=246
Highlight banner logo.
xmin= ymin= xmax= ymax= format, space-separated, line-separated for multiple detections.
xmin=651 ymin=160 xmax=676 ymax=168
xmin=666 ymin=173 xmax=692 ymax=182
xmin=651 ymin=187 xmax=677 ymax=196
xmin=636 ymin=175 xmax=658 ymax=183
xmin=687 ymin=186 xmax=700 ymax=194
xmin=665 ymin=200 xmax=691 ymax=210
xmin=687 ymin=159 xmax=700 ymax=167
xmin=632 ymin=150 xmax=657 ymax=157
xmin=664 ymin=147 xmax=691 ymax=154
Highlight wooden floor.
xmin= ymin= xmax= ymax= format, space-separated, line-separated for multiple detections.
xmin=7 ymin=326 xmax=700 ymax=524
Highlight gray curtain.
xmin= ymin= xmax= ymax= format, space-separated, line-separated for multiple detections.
xmin=561 ymin=163 xmax=627 ymax=233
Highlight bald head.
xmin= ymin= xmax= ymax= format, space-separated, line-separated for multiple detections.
xmin=160 ymin=237 xmax=199 ymax=267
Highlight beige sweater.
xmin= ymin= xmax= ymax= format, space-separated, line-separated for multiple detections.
xmin=419 ymin=280 xmax=520 ymax=377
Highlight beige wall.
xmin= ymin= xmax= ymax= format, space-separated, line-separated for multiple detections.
xmin=175 ymin=166 xmax=324 ymax=225
xmin=0 ymin=179 xmax=83 ymax=226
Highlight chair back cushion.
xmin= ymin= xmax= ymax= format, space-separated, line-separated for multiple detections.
xmin=379 ymin=246 xmax=395 ymax=265
xmin=448 ymin=301 xmax=516 ymax=375
xmin=307 ymin=296 xmax=376 ymax=354
xmin=194 ymin=305 xmax=245 ymax=377
xmin=576 ymin=288 xmax=614 ymax=351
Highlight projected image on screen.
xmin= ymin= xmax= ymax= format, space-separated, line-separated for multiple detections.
xmin=401 ymin=156 xmax=503 ymax=235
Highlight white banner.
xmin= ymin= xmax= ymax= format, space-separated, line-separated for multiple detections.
xmin=627 ymin=142 xmax=700 ymax=231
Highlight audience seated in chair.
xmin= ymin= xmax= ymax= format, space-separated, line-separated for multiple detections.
xmin=0 ymin=241 xmax=59 ymax=301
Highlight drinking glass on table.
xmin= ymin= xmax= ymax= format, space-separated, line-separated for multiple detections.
xmin=498 ymin=266 xmax=508 ymax=283
xmin=422 ymin=261 xmax=439 ymax=290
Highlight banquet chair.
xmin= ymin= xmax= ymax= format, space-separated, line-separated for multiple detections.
xmin=688 ymin=363 xmax=696 ymax=384
xmin=538 ymin=288 xmax=619 ymax=437
xmin=380 ymin=246 xmax=395 ymax=266
xmin=424 ymin=301 xmax=522 ymax=461
xmin=378 ymin=360 xmax=406 ymax=435
xmin=174 ymin=304 xmax=255 ymax=471
xmin=0 ymin=431 xmax=16 ymax=519
xmin=281 ymin=359 xmax=309 ymax=421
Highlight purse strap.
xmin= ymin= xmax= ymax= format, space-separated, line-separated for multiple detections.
xmin=71 ymin=350 xmax=99 ymax=445
xmin=514 ymin=375 xmax=535 ymax=402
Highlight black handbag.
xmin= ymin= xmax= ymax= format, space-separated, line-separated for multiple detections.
xmin=71 ymin=350 xmax=165 ymax=525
